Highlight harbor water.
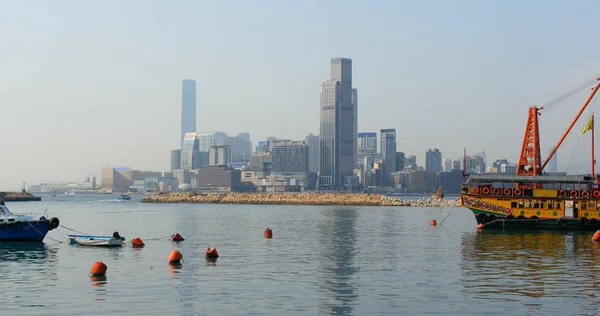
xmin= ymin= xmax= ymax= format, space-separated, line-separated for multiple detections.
xmin=3 ymin=193 xmax=600 ymax=315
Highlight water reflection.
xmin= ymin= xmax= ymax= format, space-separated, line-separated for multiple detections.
xmin=0 ymin=242 xmax=56 ymax=262
xmin=317 ymin=208 xmax=359 ymax=315
xmin=90 ymin=275 xmax=108 ymax=301
xmin=460 ymin=230 xmax=600 ymax=309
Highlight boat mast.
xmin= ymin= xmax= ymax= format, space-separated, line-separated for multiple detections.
xmin=542 ymin=79 xmax=600 ymax=172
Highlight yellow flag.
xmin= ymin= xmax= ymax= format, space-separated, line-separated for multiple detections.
xmin=581 ymin=115 xmax=594 ymax=135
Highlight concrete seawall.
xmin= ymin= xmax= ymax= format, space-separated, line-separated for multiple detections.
xmin=140 ymin=192 xmax=460 ymax=207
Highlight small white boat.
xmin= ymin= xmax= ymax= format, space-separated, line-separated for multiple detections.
xmin=67 ymin=232 xmax=125 ymax=247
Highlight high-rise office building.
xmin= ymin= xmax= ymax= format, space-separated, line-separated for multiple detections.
xmin=221 ymin=133 xmax=252 ymax=163
xmin=319 ymin=57 xmax=355 ymax=189
xmin=453 ymin=160 xmax=461 ymax=171
xmin=305 ymin=133 xmax=320 ymax=172
xmin=180 ymin=79 xmax=196 ymax=146
xmin=209 ymin=145 xmax=231 ymax=166
xmin=396 ymin=152 xmax=405 ymax=172
xmin=271 ymin=140 xmax=308 ymax=172
xmin=197 ymin=132 xmax=228 ymax=152
xmin=380 ymin=129 xmax=397 ymax=183
xmin=170 ymin=149 xmax=181 ymax=172
xmin=181 ymin=132 xmax=204 ymax=170
xmin=352 ymin=88 xmax=358 ymax=167
xmin=406 ymin=155 xmax=417 ymax=168
xmin=357 ymin=132 xmax=377 ymax=159
xmin=444 ymin=158 xmax=452 ymax=172
xmin=426 ymin=148 xmax=443 ymax=173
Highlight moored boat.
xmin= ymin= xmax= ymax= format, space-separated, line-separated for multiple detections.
xmin=461 ymin=78 xmax=600 ymax=230
xmin=117 ymin=194 xmax=132 ymax=201
xmin=0 ymin=203 xmax=59 ymax=241
xmin=67 ymin=232 xmax=125 ymax=247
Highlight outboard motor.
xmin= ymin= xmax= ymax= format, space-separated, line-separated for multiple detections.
xmin=112 ymin=231 xmax=125 ymax=240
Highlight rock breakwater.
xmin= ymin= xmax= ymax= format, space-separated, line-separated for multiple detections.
xmin=140 ymin=192 xmax=460 ymax=207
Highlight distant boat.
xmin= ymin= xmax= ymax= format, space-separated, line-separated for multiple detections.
xmin=0 ymin=204 xmax=60 ymax=242
xmin=65 ymin=191 xmax=75 ymax=195
xmin=67 ymin=232 xmax=125 ymax=247
xmin=117 ymin=194 xmax=132 ymax=201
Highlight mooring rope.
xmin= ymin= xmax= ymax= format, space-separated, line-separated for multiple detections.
xmin=59 ymin=225 xmax=90 ymax=235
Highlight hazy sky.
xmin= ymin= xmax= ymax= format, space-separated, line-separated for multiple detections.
xmin=2 ymin=0 xmax=600 ymax=190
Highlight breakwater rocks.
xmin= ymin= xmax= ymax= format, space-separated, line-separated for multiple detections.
xmin=140 ymin=192 xmax=460 ymax=207
xmin=1 ymin=192 xmax=42 ymax=202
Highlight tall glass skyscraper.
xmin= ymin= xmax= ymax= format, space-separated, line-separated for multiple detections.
xmin=380 ymin=129 xmax=397 ymax=184
xmin=319 ymin=58 xmax=356 ymax=189
xmin=181 ymin=79 xmax=196 ymax=146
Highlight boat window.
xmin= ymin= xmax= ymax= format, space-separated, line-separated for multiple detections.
xmin=525 ymin=201 xmax=531 ymax=208
xmin=533 ymin=201 xmax=540 ymax=208
xmin=597 ymin=203 xmax=600 ymax=210
xmin=557 ymin=202 xmax=561 ymax=209
xmin=511 ymin=201 xmax=517 ymax=208
xmin=582 ymin=203 xmax=588 ymax=210
xmin=548 ymin=201 xmax=555 ymax=209
xmin=518 ymin=201 xmax=524 ymax=208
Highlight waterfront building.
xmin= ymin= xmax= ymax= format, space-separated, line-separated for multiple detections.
xmin=380 ymin=129 xmax=397 ymax=183
xmin=357 ymin=132 xmax=377 ymax=159
xmin=319 ymin=57 xmax=355 ymax=189
xmin=352 ymin=88 xmax=358 ymax=167
xmin=453 ymin=160 xmax=461 ymax=171
xmin=196 ymin=165 xmax=241 ymax=192
xmin=209 ymin=145 xmax=231 ymax=166
xmin=197 ymin=132 xmax=228 ymax=152
xmin=396 ymin=152 xmax=405 ymax=172
xmin=425 ymin=148 xmax=443 ymax=173
xmin=466 ymin=153 xmax=486 ymax=174
xmin=170 ymin=149 xmax=181 ymax=172
xmin=180 ymin=79 xmax=196 ymax=146
xmin=405 ymin=155 xmax=417 ymax=168
xmin=271 ymin=140 xmax=309 ymax=192
xmin=305 ymin=133 xmax=320 ymax=172
xmin=181 ymin=132 xmax=206 ymax=170
xmin=444 ymin=158 xmax=452 ymax=172
xmin=221 ymin=133 xmax=252 ymax=163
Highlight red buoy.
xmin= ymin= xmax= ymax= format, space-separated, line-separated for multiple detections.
xmin=430 ymin=220 xmax=437 ymax=226
xmin=592 ymin=230 xmax=600 ymax=242
xmin=89 ymin=261 xmax=107 ymax=276
xmin=264 ymin=228 xmax=273 ymax=238
xmin=131 ymin=237 xmax=145 ymax=247
xmin=171 ymin=233 xmax=185 ymax=241
xmin=204 ymin=246 xmax=219 ymax=258
xmin=167 ymin=250 xmax=183 ymax=264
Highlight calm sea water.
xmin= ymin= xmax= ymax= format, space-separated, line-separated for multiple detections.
xmin=2 ymin=193 xmax=600 ymax=315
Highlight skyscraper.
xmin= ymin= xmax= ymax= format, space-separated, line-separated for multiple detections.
xmin=444 ymin=158 xmax=452 ymax=172
xmin=426 ymin=148 xmax=443 ymax=173
xmin=548 ymin=148 xmax=558 ymax=173
xmin=319 ymin=57 xmax=355 ymax=189
xmin=380 ymin=129 xmax=397 ymax=183
xmin=357 ymin=132 xmax=377 ymax=159
xmin=305 ymin=133 xmax=320 ymax=172
xmin=180 ymin=79 xmax=196 ymax=146
xmin=170 ymin=149 xmax=181 ymax=172
xmin=352 ymin=88 xmax=358 ymax=167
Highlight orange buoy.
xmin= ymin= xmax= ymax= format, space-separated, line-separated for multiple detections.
xmin=131 ymin=237 xmax=145 ymax=247
xmin=592 ymin=230 xmax=600 ymax=242
xmin=89 ymin=261 xmax=107 ymax=276
xmin=171 ymin=233 xmax=185 ymax=241
xmin=477 ymin=223 xmax=485 ymax=229
xmin=204 ymin=246 xmax=219 ymax=258
xmin=430 ymin=220 xmax=437 ymax=226
xmin=264 ymin=228 xmax=273 ymax=238
xmin=167 ymin=250 xmax=183 ymax=264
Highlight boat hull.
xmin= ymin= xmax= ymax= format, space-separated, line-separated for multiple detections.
xmin=67 ymin=235 xmax=124 ymax=247
xmin=0 ymin=220 xmax=51 ymax=242
xmin=469 ymin=208 xmax=600 ymax=231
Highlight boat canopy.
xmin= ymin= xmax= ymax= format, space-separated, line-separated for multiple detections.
xmin=466 ymin=174 xmax=594 ymax=184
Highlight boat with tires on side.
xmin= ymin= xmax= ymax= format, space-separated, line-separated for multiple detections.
xmin=0 ymin=204 xmax=60 ymax=241
xmin=460 ymin=78 xmax=600 ymax=230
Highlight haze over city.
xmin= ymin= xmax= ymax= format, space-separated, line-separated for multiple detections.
xmin=2 ymin=0 xmax=600 ymax=190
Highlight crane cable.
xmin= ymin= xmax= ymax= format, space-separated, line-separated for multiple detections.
xmin=540 ymin=76 xmax=599 ymax=112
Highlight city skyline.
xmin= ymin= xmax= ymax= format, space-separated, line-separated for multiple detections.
xmin=2 ymin=1 xmax=600 ymax=190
